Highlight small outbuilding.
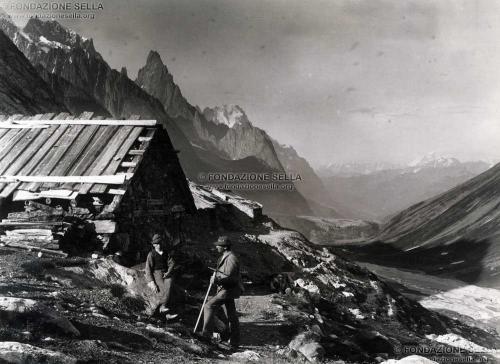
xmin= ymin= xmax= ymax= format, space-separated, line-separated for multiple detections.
xmin=0 ymin=112 xmax=195 ymax=259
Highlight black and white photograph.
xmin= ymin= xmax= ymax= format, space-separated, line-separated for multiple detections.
xmin=0 ymin=1 xmax=499 ymax=363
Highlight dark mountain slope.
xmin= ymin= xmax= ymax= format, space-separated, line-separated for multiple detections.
xmin=0 ymin=30 xmax=63 ymax=115
xmin=337 ymin=162 xmax=500 ymax=287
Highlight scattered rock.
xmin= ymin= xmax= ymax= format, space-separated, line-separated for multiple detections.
xmin=229 ymin=350 xmax=261 ymax=361
xmin=0 ymin=296 xmax=80 ymax=337
xmin=0 ymin=341 xmax=77 ymax=364
xmin=295 ymin=278 xmax=320 ymax=295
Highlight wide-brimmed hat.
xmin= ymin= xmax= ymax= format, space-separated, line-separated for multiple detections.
xmin=151 ymin=233 xmax=163 ymax=245
xmin=214 ymin=236 xmax=231 ymax=247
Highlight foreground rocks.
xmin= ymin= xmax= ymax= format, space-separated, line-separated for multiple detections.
xmin=289 ymin=330 xmax=325 ymax=363
xmin=0 ymin=296 xmax=80 ymax=337
xmin=1 ymin=220 xmax=499 ymax=363
xmin=0 ymin=341 xmax=77 ymax=364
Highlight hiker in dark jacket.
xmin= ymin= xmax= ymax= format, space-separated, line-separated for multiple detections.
xmin=202 ymin=236 xmax=242 ymax=349
xmin=145 ymin=233 xmax=178 ymax=319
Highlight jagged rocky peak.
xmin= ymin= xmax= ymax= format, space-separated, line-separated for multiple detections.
xmin=23 ymin=18 xmax=92 ymax=51
xmin=145 ymin=50 xmax=168 ymax=70
xmin=137 ymin=50 xmax=174 ymax=83
xmin=203 ymin=104 xmax=252 ymax=128
xmin=136 ymin=50 xmax=193 ymax=119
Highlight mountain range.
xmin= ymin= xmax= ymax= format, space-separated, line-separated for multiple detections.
xmin=134 ymin=49 xmax=338 ymax=217
xmin=0 ymin=16 xmax=338 ymax=217
xmin=319 ymin=155 xmax=490 ymax=221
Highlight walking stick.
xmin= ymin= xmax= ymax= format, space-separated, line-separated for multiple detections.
xmin=193 ymin=272 xmax=215 ymax=333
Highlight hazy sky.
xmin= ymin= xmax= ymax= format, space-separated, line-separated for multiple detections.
xmin=8 ymin=0 xmax=500 ymax=166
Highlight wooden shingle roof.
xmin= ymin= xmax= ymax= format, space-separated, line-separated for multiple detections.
xmin=0 ymin=112 xmax=158 ymax=200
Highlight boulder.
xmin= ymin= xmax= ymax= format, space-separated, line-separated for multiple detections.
xmin=0 ymin=341 xmax=77 ymax=364
xmin=0 ymin=297 xmax=80 ymax=337
xmin=88 ymin=259 xmax=155 ymax=313
xmin=289 ymin=331 xmax=325 ymax=363
xmin=230 ymin=350 xmax=262 ymax=362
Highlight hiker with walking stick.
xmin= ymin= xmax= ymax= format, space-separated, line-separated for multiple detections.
xmin=199 ymin=236 xmax=242 ymax=350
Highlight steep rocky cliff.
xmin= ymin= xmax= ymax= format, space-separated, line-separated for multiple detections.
xmin=0 ymin=17 xmax=212 ymax=179
xmin=135 ymin=50 xmax=195 ymax=121
xmin=271 ymin=140 xmax=340 ymax=218
xmin=136 ymin=53 xmax=284 ymax=171
xmin=0 ymin=29 xmax=64 ymax=115
xmin=202 ymin=105 xmax=284 ymax=170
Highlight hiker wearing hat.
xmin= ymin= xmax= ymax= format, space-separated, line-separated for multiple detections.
xmin=201 ymin=236 xmax=242 ymax=349
xmin=145 ymin=233 xmax=179 ymax=319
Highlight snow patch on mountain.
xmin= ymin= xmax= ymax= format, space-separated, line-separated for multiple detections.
xmin=38 ymin=35 xmax=70 ymax=51
xmin=409 ymin=152 xmax=460 ymax=170
xmin=206 ymin=104 xmax=252 ymax=128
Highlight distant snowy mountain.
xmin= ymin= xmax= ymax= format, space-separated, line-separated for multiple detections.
xmin=320 ymin=157 xmax=490 ymax=220
xmin=318 ymin=161 xmax=402 ymax=178
xmin=408 ymin=152 xmax=461 ymax=170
